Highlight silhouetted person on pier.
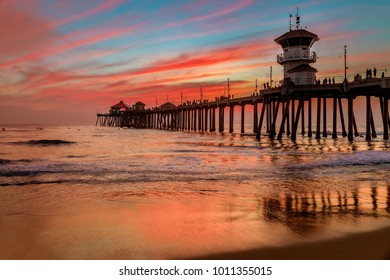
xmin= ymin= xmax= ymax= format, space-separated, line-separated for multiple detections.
xmin=332 ymin=77 xmax=335 ymax=84
xmin=373 ymin=67 xmax=377 ymax=77
xmin=368 ymin=68 xmax=372 ymax=78
xmin=382 ymin=72 xmax=385 ymax=78
xmin=323 ymin=78 xmax=327 ymax=84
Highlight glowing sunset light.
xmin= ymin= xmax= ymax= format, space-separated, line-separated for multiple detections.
xmin=0 ymin=0 xmax=389 ymax=125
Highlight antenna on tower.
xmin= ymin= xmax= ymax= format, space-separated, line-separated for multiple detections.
xmin=295 ymin=7 xmax=301 ymax=30
xmin=181 ymin=91 xmax=183 ymax=104
xmin=289 ymin=13 xmax=292 ymax=31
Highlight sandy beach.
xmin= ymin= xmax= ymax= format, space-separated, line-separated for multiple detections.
xmin=198 ymin=225 xmax=390 ymax=260
xmin=1 ymin=198 xmax=390 ymax=260
xmin=1 ymin=127 xmax=390 ymax=260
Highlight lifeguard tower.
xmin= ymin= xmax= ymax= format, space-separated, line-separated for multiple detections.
xmin=275 ymin=9 xmax=319 ymax=85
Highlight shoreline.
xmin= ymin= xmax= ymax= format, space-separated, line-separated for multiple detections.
xmin=195 ymin=225 xmax=390 ymax=260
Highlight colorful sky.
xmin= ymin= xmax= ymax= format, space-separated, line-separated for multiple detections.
xmin=1 ymin=0 xmax=389 ymax=125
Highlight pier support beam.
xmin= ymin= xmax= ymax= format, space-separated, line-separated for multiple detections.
xmin=277 ymin=99 xmax=291 ymax=141
xmin=211 ymin=108 xmax=215 ymax=132
xmin=348 ymin=97 xmax=354 ymax=141
xmin=266 ymin=101 xmax=271 ymax=133
xmin=253 ymin=103 xmax=258 ymax=133
xmin=241 ymin=104 xmax=245 ymax=134
xmin=338 ymin=98 xmax=347 ymax=137
xmin=205 ymin=108 xmax=208 ymax=132
xmin=384 ymin=96 xmax=389 ymax=140
xmin=219 ymin=107 xmax=225 ymax=132
xmin=291 ymin=98 xmax=303 ymax=141
xmin=323 ymin=97 xmax=327 ymax=137
xmin=291 ymin=98 xmax=295 ymax=136
xmin=371 ymin=109 xmax=377 ymax=138
xmin=316 ymin=96 xmax=321 ymax=140
xmin=332 ymin=95 xmax=338 ymax=139
xmin=286 ymin=101 xmax=290 ymax=136
xmin=308 ymin=98 xmax=312 ymax=137
xmin=188 ymin=109 xmax=191 ymax=131
xmin=193 ymin=109 xmax=197 ymax=131
xmin=301 ymin=99 xmax=305 ymax=135
xmin=353 ymin=113 xmax=359 ymax=137
xmin=269 ymin=100 xmax=280 ymax=138
xmin=256 ymin=100 xmax=267 ymax=139
xmin=366 ymin=95 xmax=372 ymax=141
xmin=198 ymin=108 xmax=203 ymax=131
xmin=229 ymin=106 xmax=234 ymax=133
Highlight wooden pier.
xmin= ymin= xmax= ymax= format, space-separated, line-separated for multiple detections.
xmin=96 ymin=77 xmax=390 ymax=141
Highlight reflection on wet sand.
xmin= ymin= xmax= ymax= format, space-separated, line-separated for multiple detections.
xmin=1 ymin=184 xmax=389 ymax=260
xmin=260 ymin=186 xmax=390 ymax=236
xmin=387 ymin=186 xmax=390 ymax=212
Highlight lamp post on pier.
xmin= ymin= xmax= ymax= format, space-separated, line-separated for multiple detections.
xmin=344 ymin=45 xmax=347 ymax=82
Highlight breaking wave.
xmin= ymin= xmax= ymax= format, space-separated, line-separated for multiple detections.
xmin=12 ymin=139 xmax=75 ymax=146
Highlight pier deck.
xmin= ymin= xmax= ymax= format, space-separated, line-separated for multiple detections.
xmin=96 ymin=77 xmax=390 ymax=142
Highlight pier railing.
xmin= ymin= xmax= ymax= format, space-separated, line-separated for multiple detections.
xmin=277 ymin=50 xmax=317 ymax=63
xmin=97 ymin=71 xmax=390 ymax=142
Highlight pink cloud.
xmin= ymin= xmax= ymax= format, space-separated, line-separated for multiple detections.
xmin=0 ymin=24 xmax=140 ymax=70
xmin=121 ymin=37 xmax=275 ymax=77
xmin=0 ymin=0 xmax=58 ymax=61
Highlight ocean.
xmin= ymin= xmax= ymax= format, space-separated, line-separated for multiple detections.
xmin=0 ymin=125 xmax=389 ymax=259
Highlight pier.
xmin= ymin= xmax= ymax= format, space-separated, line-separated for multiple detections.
xmin=96 ymin=77 xmax=390 ymax=141
xmin=96 ymin=12 xmax=390 ymax=142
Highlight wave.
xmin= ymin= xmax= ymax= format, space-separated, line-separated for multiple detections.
xmin=0 ymin=180 xmax=68 ymax=187
xmin=0 ymin=172 xmax=228 ymax=187
xmin=66 ymin=155 xmax=87 ymax=158
xmin=285 ymin=150 xmax=390 ymax=171
xmin=0 ymin=159 xmax=35 ymax=165
xmin=12 ymin=139 xmax=75 ymax=146
xmin=0 ymin=159 xmax=11 ymax=164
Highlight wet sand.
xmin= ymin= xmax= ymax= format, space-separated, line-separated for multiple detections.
xmin=1 ymin=201 xmax=390 ymax=260
xmin=197 ymin=225 xmax=390 ymax=260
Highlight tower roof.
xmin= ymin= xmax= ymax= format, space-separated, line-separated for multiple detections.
xmin=275 ymin=29 xmax=319 ymax=48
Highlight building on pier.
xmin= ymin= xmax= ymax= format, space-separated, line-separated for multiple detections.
xmin=160 ymin=102 xmax=176 ymax=110
xmin=134 ymin=101 xmax=146 ymax=111
xmin=275 ymin=10 xmax=319 ymax=85
xmin=110 ymin=100 xmax=130 ymax=114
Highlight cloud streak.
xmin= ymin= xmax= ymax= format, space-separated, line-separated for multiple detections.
xmin=1 ymin=0 xmax=390 ymax=125
xmin=53 ymin=0 xmax=127 ymax=27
